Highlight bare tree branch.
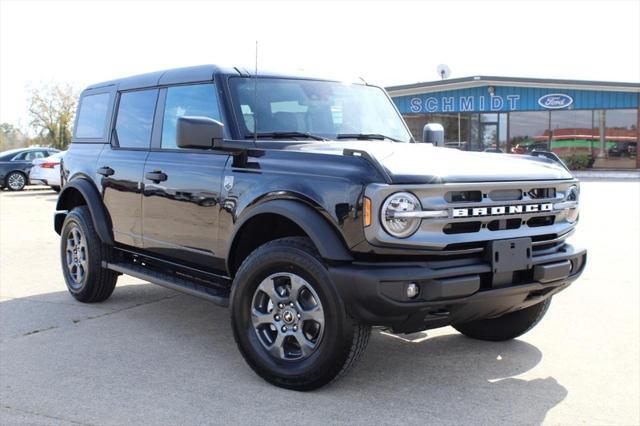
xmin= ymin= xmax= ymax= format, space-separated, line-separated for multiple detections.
xmin=27 ymin=83 xmax=79 ymax=149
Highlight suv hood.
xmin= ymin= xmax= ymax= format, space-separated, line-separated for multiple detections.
xmin=289 ymin=141 xmax=573 ymax=183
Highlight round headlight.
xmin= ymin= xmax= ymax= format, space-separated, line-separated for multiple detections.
xmin=381 ymin=192 xmax=422 ymax=238
xmin=566 ymin=185 xmax=579 ymax=202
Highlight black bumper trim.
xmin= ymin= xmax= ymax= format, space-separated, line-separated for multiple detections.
xmin=329 ymin=243 xmax=586 ymax=333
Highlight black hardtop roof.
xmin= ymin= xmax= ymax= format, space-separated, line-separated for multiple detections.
xmin=85 ymin=64 xmax=233 ymax=91
xmin=84 ymin=65 xmax=344 ymax=92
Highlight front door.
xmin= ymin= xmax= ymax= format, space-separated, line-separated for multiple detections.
xmin=141 ymin=83 xmax=229 ymax=271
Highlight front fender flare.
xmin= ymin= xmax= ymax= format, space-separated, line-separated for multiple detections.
xmin=55 ymin=178 xmax=114 ymax=245
xmin=227 ymin=199 xmax=353 ymax=272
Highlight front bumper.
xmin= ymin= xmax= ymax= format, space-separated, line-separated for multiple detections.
xmin=329 ymin=243 xmax=586 ymax=333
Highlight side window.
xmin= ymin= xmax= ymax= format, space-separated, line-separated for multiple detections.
xmin=30 ymin=151 xmax=46 ymax=160
xmin=161 ymin=84 xmax=221 ymax=149
xmin=75 ymin=92 xmax=110 ymax=138
xmin=12 ymin=152 xmax=27 ymax=161
xmin=115 ymin=90 xmax=158 ymax=149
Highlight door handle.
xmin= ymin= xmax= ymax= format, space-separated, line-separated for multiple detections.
xmin=97 ymin=166 xmax=114 ymax=177
xmin=145 ymin=171 xmax=168 ymax=183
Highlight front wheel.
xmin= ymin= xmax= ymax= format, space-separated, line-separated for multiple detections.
xmin=5 ymin=171 xmax=27 ymax=191
xmin=230 ymin=237 xmax=370 ymax=391
xmin=453 ymin=298 xmax=552 ymax=341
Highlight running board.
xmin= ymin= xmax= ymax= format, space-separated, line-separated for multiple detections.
xmin=103 ymin=261 xmax=230 ymax=307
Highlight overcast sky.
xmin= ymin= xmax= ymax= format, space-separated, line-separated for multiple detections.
xmin=1 ymin=0 xmax=639 ymax=128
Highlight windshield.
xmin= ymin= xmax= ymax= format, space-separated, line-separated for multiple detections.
xmin=228 ymin=77 xmax=413 ymax=142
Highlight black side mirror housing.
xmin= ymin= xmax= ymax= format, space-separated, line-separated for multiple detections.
xmin=176 ymin=116 xmax=224 ymax=149
xmin=422 ymin=123 xmax=445 ymax=146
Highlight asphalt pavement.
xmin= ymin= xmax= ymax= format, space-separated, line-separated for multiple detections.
xmin=0 ymin=181 xmax=638 ymax=425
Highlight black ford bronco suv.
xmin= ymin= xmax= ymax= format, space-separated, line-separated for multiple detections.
xmin=55 ymin=65 xmax=586 ymax=390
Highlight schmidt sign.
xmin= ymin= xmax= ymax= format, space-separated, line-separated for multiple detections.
xmin=394 ymin=86 xmax=578 ymax=114
xmin=408 ymin=94 xmax=521 ymax=113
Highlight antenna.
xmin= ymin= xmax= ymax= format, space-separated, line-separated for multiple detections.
xmin=253 ymin=40 xmax=258 ymax=144
xmin=436 ymin=64 xmax=451 ymax=80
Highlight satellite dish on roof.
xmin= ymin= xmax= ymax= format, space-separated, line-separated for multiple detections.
xmin=437 ymin=64 xmax=451 ymax=80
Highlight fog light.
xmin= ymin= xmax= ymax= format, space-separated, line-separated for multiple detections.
xmin=406 ymin=283 xmax=420 ymax=299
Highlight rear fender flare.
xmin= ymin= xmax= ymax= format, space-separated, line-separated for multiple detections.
xmin=55 ymin=178 xmax=114 ymax=245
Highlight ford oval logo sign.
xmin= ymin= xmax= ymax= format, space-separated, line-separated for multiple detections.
xmin=538 ymin=93 xmax=573 ymax=109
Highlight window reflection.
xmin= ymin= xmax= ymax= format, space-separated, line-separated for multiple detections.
xmin=593 ymin=109 xmax=638 ymax=168
xmin=400 ymin=108 xmax=637 ymax=169
xmin=550 ymin=110 xmax=594 ymax=158
xmin=508 ymin=111 xmax=550 ymax=154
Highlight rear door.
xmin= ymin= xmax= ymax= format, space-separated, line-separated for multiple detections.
xmin=98 ymin=88 xmax=158 ymax=247
xmin=142 ymin=83 xmax=229 ymax=270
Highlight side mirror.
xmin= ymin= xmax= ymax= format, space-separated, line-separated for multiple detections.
xmin=422 ymin=123 xmax=445 ymax=146
xmin=177 ymin=116 xmax=224 ymax=149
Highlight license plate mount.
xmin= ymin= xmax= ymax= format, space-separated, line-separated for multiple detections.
xmin=490 ymin=237 xmax=533 ymax=274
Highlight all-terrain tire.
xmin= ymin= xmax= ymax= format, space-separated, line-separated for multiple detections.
xmin=453 ymin=298 xmax=552 ymax=341
xmin=60 ymin=206 xmax=117 ymax=303
xmin=230 ymin=237 xmax=370 ymax=391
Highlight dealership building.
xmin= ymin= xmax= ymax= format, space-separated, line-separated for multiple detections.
xmin=387 ymin=76 xmax=640 ymax=169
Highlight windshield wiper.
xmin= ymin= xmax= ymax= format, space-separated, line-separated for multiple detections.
xmin=336 ymin=133 xmax=401 ymax=142
xmin=245 ymin=132 xmax=328 ymax=141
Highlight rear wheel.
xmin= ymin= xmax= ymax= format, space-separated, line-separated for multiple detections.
xmin=230 ymin=237 xmax=370 ymax=391
xmin=453 ymin=298 xmax=552 ymax=341
xmin=5 ymin=171 xmax=27 ymax=191
xmin=51 ymin=185 xmax=61 ymax=193
xmin=60 ymin=206 xmax=117 ymax=303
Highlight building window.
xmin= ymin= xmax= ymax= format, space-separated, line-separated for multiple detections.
xmin=550 ymin=110 xmax=594 ymax=160
xmin=593 ymin=109 xmax=638 ymax=169
xmin=508 ymin=111 xmax=550 ymax=154
xmin=403 ymin=113 xmax=471 ymax=148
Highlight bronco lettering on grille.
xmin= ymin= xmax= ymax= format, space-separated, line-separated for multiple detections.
xmin=452 ymin=203 xmax=553 ymax=218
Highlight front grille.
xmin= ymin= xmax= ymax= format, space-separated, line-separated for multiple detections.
xmin=364 ymin=179 xmax=578 ymax=253
xmin=487 ymin=218 xmax=521 ymax=231
xmin=437 ymin=183 xmax=563 ymax=235
xmin=531 ymin=231 xmax=573 ymax=253
xmin=488 ymin=189 xmax=522 ymax=201
xmin=528 ymin=216 xmax=555 ymax=227
xmin=445 ymin=190 xmax=482 ymax=203
xmin=443 ymin=221 xmax=481 ymax=234
xmin=442 ymin=232 xmax=569 ymax=253
xmin=528 ymin=187 xmax=557 ymax=199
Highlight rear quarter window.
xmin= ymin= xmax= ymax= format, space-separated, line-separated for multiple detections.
xmin=75 ymin=92 xmax=111 ymax=138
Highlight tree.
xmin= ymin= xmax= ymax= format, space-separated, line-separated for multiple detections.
xmin=0 ymin=123 xmax=27 ymax=151
xmin=27 ymin=83 xmax=78 ymax=149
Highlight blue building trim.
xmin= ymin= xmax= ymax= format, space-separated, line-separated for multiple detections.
xmin=392 ymin=86 xmax=639 ymax=114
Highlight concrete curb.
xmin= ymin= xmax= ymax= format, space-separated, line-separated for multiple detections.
xmin=571 ymin=170 xmax=640 ymax=180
